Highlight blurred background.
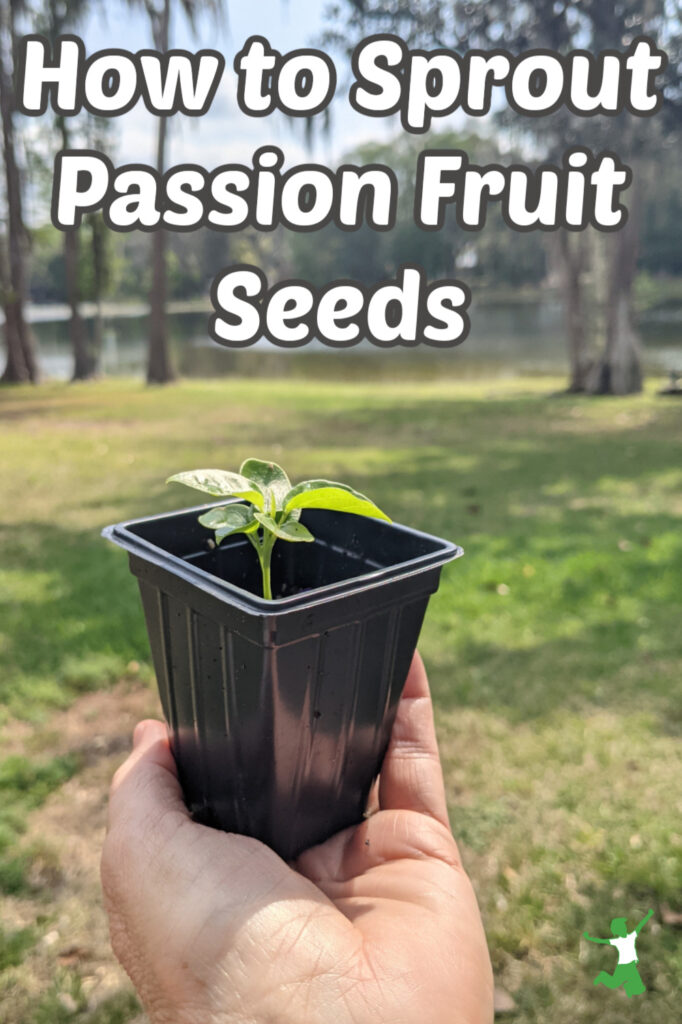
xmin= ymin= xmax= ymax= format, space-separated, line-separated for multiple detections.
xmin=2 ymin=0 xmax=682 ymax=389
xmin=1 ymin=1 xmax=681 ymax=1023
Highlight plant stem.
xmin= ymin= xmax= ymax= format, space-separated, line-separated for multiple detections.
xmin=261 ymin=536 xmax=274 ymax=600
xmin=249 ymin=530 xmax=276 ymax=600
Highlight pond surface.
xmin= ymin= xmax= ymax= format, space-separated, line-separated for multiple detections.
xmin=26 ymin=297 xmax=682 ymax=380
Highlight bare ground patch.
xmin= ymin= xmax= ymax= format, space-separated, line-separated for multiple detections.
xmin=0 ymin=682 xmax=161 ymax=1024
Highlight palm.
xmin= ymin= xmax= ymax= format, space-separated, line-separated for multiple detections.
xmin=285 ymin=654 xmax=491 ymax=1021
xmin=299 ymin=806 xmax=479 ymax=928
xmin=290 ymin=808 xmax=491 ymax=1023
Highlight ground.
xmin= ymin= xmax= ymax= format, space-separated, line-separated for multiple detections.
xmin=1 ymin=376 xmax=681 ymax=1023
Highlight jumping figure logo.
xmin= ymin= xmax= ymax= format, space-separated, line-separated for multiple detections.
xmin=583 ymin=909 xmax=654 ymax=998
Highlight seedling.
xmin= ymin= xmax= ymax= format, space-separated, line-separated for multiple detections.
xmin=168 ymin=458 xmax=390 ymax=600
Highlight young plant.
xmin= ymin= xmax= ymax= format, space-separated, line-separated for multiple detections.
xmin=167 ymin=458 xmax=390 ymax=600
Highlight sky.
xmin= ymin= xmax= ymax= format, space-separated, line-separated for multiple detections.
xmin=62 ymin=0 xmax=403 ymax=168
xmin=20 ymin=0 xmax=477 ymax=226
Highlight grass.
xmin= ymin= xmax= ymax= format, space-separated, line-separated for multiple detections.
xmin=1 ymin=375 xmax=681 ymax=1023
xmin=0 ymin=926 xmax=36 ymax=974
xmin=31 ymin=977 xmax=140 ymax=1024
xmin=0 ymin=752 xmax=80 ymax=896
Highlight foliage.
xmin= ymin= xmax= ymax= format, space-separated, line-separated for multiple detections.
xmin=22 ymin=116 xmax=682 ymax=307
xmin=640 ymin=155 xmax=682 ymax=276
xmin=323 ymin=0 xmax=682 ymax=393
xmin=168 ymin=458 xmax=389 ymax=598
xmin=325 ymin=0 xmax=682 ymax=164
xmin=287 ymin=129 xmax=549 ymax=288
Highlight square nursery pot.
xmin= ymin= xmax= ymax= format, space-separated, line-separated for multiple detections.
xmin=103 ymin=502 xmax=461 ymax=860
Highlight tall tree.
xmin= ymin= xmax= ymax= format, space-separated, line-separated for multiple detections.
xmin=325 ymin=0 xmax=682 ymax=394
xmin=59 ymin=112 xmax=94 ymax=379
xmin=39 ymin=0 xmax=95 ymax=380
xmin=144 ymin=0 xmax=174 ymax=383
xmin=132 ymin=0 xmax=224 ymax=384
xmin=553 ymin=231 xmax=591 ymax=393
xmin=83 ymin=115 xmax=115 ymax=369
xmin=0 ymin=0 xmax=38 ymax=383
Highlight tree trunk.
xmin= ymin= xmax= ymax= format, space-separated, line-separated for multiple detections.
xmin=147 ymin=117 xmax=174 ymax=383
xmin=1 ymin=293 xmax=31 ymax=381
xmin=588 ymin=173 xmax=643 ymax=395
xmin=146 ymin=0 xmax=175 ymax=384
xmin=65 ymin=227 xmax=95 ymax=379
xmin=89 ymin=213 xmax=106 ymax=366
xmin=0 ymin=0 xmax=38 ymax=383
xmin=59 ymin=120 xmax=94 ymax=380
xmin=555 ymin=230 xmax=591 ymax=392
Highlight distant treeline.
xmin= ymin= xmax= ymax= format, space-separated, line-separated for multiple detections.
xmin=28 ymin=130 xmax=682 ymax=307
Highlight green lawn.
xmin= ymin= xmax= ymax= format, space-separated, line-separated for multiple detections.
xmin=1 ymin=376 xmax=681 ymax=1023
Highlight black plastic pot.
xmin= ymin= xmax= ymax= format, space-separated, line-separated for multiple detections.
xmin=103 ymin=503 xmax=461 ymax=860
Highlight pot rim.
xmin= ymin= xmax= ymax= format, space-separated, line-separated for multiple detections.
xmin=102 ymin=501 xmax=463 ymax=615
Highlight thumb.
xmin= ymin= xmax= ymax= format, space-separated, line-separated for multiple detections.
xmin=378 ymin=651 xmax=450 ymax=829
xmin=106 ymin=719 xmax=187 ymax=836
xmin=132 ymin=719 xmax=160 ymax=749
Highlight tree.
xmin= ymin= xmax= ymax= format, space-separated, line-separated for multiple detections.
xmin=131 ymin=0 xmax=224 ymax=384
xmin=325 ymin=0 xmax=682 ymax=394
xmin=552 ymin=231 xmax=591 ymax=393
xmin=144 ymin=0 xmax=174 ymax=383
xmin=639 ymin=142 xmax=682 ymax=276
xmin=288 ymin=130 xmax=547 ymax=291
xmin=38 ymin=0 xmax=96 ymax=380
xmin=83 ymin=115 xmax=115 ymax=367
xmin=0 ymin=0 xmax=38 ymax=383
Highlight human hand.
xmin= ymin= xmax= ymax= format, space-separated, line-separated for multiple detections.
xmin=101 ymin=652 xmax=493 ymax=1024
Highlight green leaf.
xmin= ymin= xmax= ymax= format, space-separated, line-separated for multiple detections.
xmin=198 ymin=505 xmax=259 ymax=541
xmin=254 ymin=513 xmax=315 ymax=543
xmin=277 ymin=507 xmax=301 ymax=524
xmin=239 ymin=459 xmax=291 ymax=510
xmin=283 ymin=480 xmax=391 ymax=522
xmin=215 ymin=524 xmax=258 ymax=544
xmin=167 ymin=470 xmax=264 ymax=508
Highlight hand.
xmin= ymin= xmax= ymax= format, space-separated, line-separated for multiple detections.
xmin=101 ymin=653 xmax=493 ymax=1024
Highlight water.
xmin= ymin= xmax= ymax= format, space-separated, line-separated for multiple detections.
xmin=24 ymin=297 xmax=682 ymax=380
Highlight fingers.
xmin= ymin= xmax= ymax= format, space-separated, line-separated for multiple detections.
xmin=106 ymin=719 xmax=187 ymax=836
xmin=378 ymin=651 xmax=451 ymax=829
xmin=102 ymin=719 xmax=348 ymax=1007
xmin=102 ymin=719 xmax=194 ymax=929
xmin=103 ymin=720 xmax=315 ymax=921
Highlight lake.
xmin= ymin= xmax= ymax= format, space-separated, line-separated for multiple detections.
xmin=24 ymin=297 xmax=682 ymax=381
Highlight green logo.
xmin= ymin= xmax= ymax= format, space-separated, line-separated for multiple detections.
xmin=583 ymin=909 xmax=653 ymax=998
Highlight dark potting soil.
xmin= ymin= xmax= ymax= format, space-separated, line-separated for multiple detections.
xmin=118 ymin=504 xmax=451 ymax=606
xmin=184 ymin=533 xmax=384 ymax=600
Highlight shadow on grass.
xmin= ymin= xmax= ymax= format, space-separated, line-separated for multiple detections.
xmin=432 ymin=625 xmax=682 ymax=731
xmin=2 ymin=392 xmax=680 ymax=729
xmin=0 ymin=524 xmax=148 ymax=718
xmin=314 ymin=403 xmax=682 ymax=729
